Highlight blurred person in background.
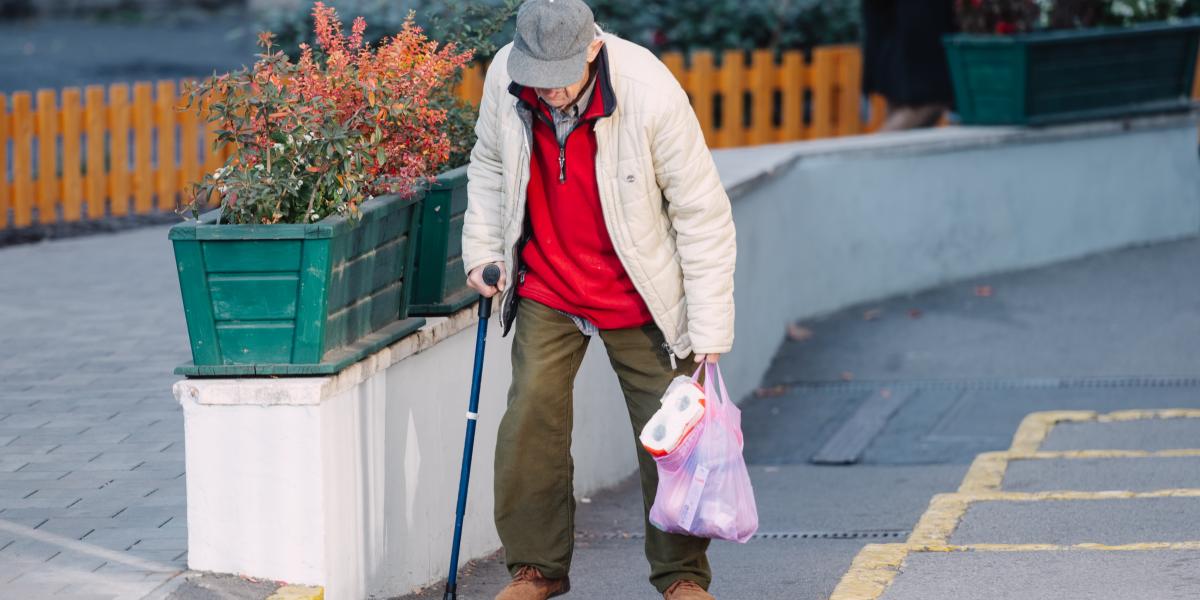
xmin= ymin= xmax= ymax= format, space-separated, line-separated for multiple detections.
xmin=862 ymin=0 xmax=957 ymax=130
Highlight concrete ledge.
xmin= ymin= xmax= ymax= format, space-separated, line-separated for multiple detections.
xmin=174 ymin=307 xmax=485 ymax=407
xmin=716 ymin=111 xmax=1199 ymax=200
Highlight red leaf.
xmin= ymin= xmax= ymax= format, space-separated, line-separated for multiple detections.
xmin=787 ymin=323 xmax=814 ymax=342
xmin=754 ymin=385 xmax=788 ymax=398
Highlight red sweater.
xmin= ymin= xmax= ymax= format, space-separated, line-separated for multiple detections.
xmin=512 ymin=66 xmax=654 ymax=330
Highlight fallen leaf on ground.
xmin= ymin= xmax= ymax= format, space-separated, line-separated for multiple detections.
xmin=880 ymin=388 xmax=892 ymax=399
xmin=975 ymin=285 xmax=993 ymax=297
xmin=787 ymin=322 xmax=814 ymax=341
xmin=840 ymin=371 xmax=855 ymax=381
xmin=863 ymin=308 xmax=883 ymax=321
xmin=908 ymin=308 xmax=923 ymax=319
xmin=754 ymin=385 xmax=788 ymax=398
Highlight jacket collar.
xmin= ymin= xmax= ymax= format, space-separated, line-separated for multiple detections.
xmin=508 ymin=45 xmax=617 ymax=120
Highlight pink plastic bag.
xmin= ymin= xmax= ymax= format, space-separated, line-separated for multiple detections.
xmin=648 ymin=363 xmax=759 ymax=543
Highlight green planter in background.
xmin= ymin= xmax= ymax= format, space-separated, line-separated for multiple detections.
xmin=944 ymin=19 xmax=1200 ymax=126
xmin=169 ymin=193 xmax=426 ymax=377
xmin=409 ymin=165 xmax=480 ymax=315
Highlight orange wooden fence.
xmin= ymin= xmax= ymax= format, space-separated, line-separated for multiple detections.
xmin=3 ymin=43 xmax=1198 ymax=231
xmin=454 ymin=45 xmax=884 ymax=148
xmin=0 ymin=81 xmax=231 ymax=230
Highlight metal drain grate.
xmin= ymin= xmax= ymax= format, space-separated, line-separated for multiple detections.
xmin=577 ymin=529 xmax=909 ymax=541
xmin=775 ymin=375 xmax=1200 ymax=394
xmin=751 ymin=529 xmax=909 ymax=541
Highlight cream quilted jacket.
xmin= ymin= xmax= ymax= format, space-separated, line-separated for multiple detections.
xmin=462 ymin=32 xmax=736 ymax=358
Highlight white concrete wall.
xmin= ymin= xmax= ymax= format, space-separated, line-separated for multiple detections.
xmin=322 ymin=328 xmax=634 ymax=599
xmin=176 ymin=311 xmax=636 ymax=600
xmin=176 ymin=113 xmax=1200 ymax=599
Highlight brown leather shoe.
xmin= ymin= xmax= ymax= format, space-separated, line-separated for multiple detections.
xmin=495 ymin=565 xmax=570 ymax=600
xmin=663 ymin=580 xmax=714 ymax=600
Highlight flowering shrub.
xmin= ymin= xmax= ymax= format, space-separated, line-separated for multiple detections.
xmin=185 ymin=2 xmax=472 ymax=225
xmin=255 ymin=0 xmax=522 ymax=170
xmin=955 ymin=0 xmax=1040 ymax=34
xmin=956 ymin=0 xmax=1193 ymax=34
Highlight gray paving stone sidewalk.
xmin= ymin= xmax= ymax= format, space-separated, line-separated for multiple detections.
xmin=0 ymin=226 xmax=191 ymax=598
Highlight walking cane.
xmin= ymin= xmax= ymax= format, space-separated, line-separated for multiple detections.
xmin=444 ymin=264 xmax=502 ymax=600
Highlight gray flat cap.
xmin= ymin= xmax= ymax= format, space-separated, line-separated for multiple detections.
xmin=508 ymin=0 xmax=596 ymax=89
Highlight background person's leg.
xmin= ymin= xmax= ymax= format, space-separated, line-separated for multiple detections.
xmin=494 ymin=300 xmax=590 ymax=580
xmin=599 ymin=324 xmax=712 ymax=594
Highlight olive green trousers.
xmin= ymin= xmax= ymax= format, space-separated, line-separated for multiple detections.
xmin=494 ymin=299 xmax=712 ymax=593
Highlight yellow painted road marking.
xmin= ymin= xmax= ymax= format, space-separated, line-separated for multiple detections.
xmin=1008 ymin=409 xmax=1200 ymax=454
xmin=827 ymin=543 xmax=908 ymax=600
xmin=908 ymin=494 xmax=971 ymax=546
xmin=909 ymin=489 xmax=1200 ymax=545
xmin=831 ymin=410 xmax=1200 ymax=599
xmin=267 ymin=585 xmax=324 ymax=600
xmin=960 ymin=449 xmax=1200 ymax=493
xmin=1098 ymin=409 xmax=1200 ymax=422
xmin=1009 ymin=410 xmax=1095 ymax=453
xmin=959 ymin=452 xmax=1009 ymax=493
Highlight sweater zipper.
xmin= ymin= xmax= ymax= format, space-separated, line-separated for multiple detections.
xmin=662 ymin=342 xmax=677 ymax=370
xmin=558 ymin=147 xmax=566 ymax=183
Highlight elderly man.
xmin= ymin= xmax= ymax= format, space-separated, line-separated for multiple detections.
xmin=462 ymin=1 xmax=736 ymax=598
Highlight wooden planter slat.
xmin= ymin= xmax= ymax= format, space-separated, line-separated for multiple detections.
xmin=170 ymin=193 xmax=426 ymax=377
xmin=410 ymin=166 xmax=480 ymax=316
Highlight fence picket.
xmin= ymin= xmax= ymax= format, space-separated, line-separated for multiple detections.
xmin=1193 ymin=49 xmax=1200 ymax=99
xmin=60 ymin=88 xmax=83 ymax=222
xmin=179 ymin=83 xmax=200 ymax=206
xmin=811 ymin=47 xmax=837 ymax=140
xmin=690 ymin=51 xmax=716 ymax=145
xmin=12 ymin=92 xmax=34 ymax=227
xmin=778 ymin=50 xmax=805 ymax=142
xmin=109 ymin=84 xmax=131 ymax=216
xmin=0 ymin=94 xmax=8 ymax=229
xmin=662 ymin=52 xmax=686 ymax=94
xmin=719 ymin=50 xmax=745 ymax=148
xmin=868 ymin=94 xmax=888 ymax=132
xmin=749 ymin=49 xmax=774 ymax=146
xmin=836 ymin=47 xmax=862 ymax=136
xmin=132 ymin=82 xmax=153 ymax=215
xmin=457 ymin=65 xmax=485 ymax=109
xmin=36 ymin=89 xmax=58 ymax=224
xmin=156 ymin=80 xmax=178 ymax=212
xmin=84 ymin=86 xmax=107 ymax=219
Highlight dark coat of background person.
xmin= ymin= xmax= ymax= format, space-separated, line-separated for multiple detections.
xmin=861 ymin=0 xmax=958 ymax=108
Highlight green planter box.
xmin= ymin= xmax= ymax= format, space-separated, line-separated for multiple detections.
xmin=944 ymin=19 xmax=1200 ymax=126
xmin=169 ymin=193 xmax=427 ymax=377
xmin=409 ymin=165 xmax=480 ymax=315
